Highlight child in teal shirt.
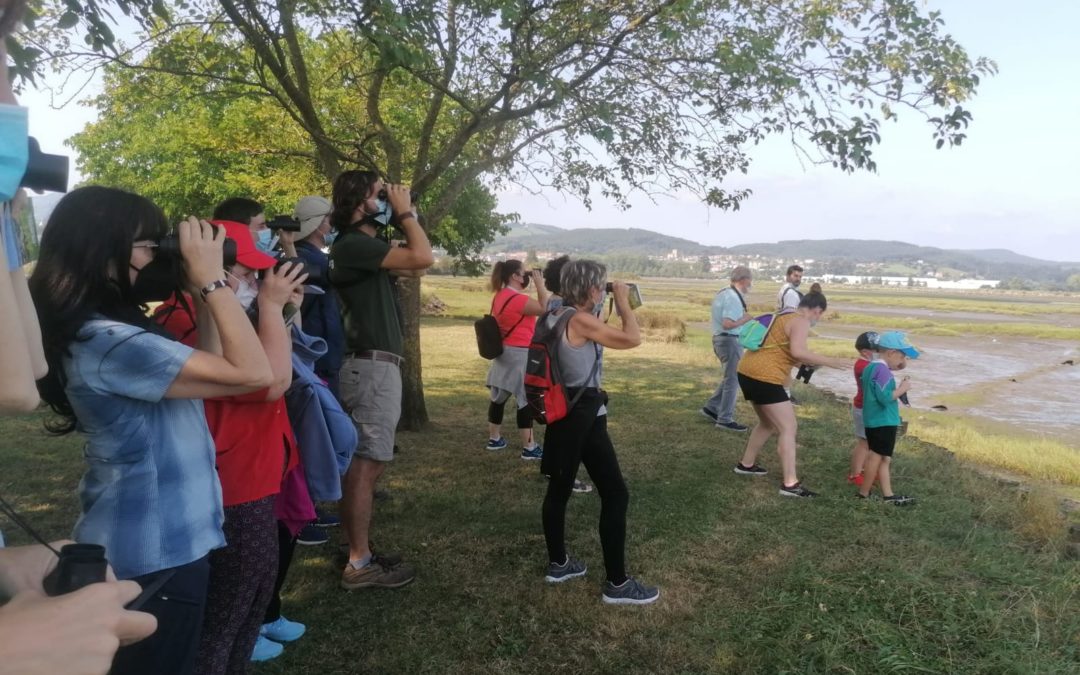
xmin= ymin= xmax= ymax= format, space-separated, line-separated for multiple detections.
xmin=857 ymin=331 xmax=919 ymax=506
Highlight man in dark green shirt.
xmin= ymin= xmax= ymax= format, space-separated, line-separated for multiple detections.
xmin=329 ymin=171 xmax=433 ymax=591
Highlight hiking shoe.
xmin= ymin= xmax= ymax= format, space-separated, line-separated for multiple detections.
xmin=733 ymin=463 xmax=767 ymax=476
xmin=716 ymin=421 xmax=749 ymax=432
xmin=847 ymin=473 xmax=865 ymax=487
xmin=700 ymin=407 xmax=718 ymax=422
xmin=779 ymin=482 xmax=818 ymax=498
xmin=296 ymin=524 xmax=329 ymax=546
xmin=884 ymin=494 xmax=916 ymax=507
xmin=545 ymin=556 xmax=587 ymax=583
xmin=521 ymin=445 xmax=543 ymax=461
xmin=572 ymin=479 xmax=593 ymax=494
xmin=601 ymin=577 xmax=660 ymax=605
xmin=261 ymin=616 xmax=306 ymax=642
xmin=486 ymin=437 xmax=508 ymax=451
xmin=250 ymin=635 xmax=284 ymax=662
xmin=341 ymin=559 xmax=416 ymax=590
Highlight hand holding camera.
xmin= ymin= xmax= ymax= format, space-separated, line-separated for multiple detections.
xmin=383 ymin=184 xmax=414 ymax=220
xmin=605 ymin=281 xmax=643 ymax=310
xmin=178 ymin=216 xmax=226 ymax=291
xmin=259 ymin=260 xmax=308 ymax=310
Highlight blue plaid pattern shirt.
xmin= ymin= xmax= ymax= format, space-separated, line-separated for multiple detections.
xmin=64 ymin=319 xmax=225 ymax=579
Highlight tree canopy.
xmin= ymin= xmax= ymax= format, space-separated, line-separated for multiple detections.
xmin=13 ymin=0 xmax=995 ymax=426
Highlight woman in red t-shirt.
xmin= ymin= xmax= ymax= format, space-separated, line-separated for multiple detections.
xmin=485 ymin=259 xmax=549 ymax=458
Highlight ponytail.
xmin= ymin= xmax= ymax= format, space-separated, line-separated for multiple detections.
xmin=490 ymin=259 xmax=523 ymax=292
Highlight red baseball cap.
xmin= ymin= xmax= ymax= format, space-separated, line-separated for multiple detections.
xmin=209 ymin=220 xmax=277 ymax=270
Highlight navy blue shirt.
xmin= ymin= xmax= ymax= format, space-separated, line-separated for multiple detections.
xmin=296 ymin=240 xmax=345 ymax=379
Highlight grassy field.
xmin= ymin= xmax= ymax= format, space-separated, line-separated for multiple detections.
xmin=1 ymin=312 xmax=1078 ymax=673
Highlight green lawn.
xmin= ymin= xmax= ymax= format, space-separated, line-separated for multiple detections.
xmin=0 ymin=317 xmax=1077 ymax=673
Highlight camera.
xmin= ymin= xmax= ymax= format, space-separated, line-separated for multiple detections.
xmin=796 ymin=364 xmax=816 ymax=384
xmin=272 ymin=256 xmax=324 ymax=287
xmin=604 ymin=282 xmax=643 ymax=310
xmin=20 ymin=137 xmax=69 ymax=193
xmin=43 ymin=544 xmax=107 ymax=597
xmin=266 ymin=215 xmax=301 ymax=232
xmin=156 ymin=226 xmax=238 ymax=268
xmin=376 ymin=188 xmax=420 ymax=205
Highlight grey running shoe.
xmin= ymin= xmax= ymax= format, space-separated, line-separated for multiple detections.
xmin=884 ymin=494 xmax=916 ymax=506
xmin=572 ymin=479 xmax=593 ymax=494
xmin=778 ymin=482 xmax=818 ymax=498
xmin=733 ymin=463 xmax=767 ymax=476
xmin=341 ymin=558 xmax=415 ymax=590
xmin=545 ymin=556 xmax=587 ymax=583
xmin=602 ymin=577 xmax=660 ymax=605
xmin=716 ymin=421 xmax=749 ymax=432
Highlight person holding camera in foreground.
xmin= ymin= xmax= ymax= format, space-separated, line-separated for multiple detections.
xmin=540 ymin=260 xmax=659 ymax=605
xmin=484 ymin=259 xmax=548 ymax=459
xmin=1 ymin=14 xmax=159 ymax=670
xmin=29 ymin=187 xmax=275 ymax=674
xmin=329 ymin=171 xmax=433 ymax=590
xmin=733 ymin=291 xmax=851 ymax=498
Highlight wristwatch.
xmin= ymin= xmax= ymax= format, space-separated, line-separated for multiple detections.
xmin=199 ymin=279 xmax=230 ymax=300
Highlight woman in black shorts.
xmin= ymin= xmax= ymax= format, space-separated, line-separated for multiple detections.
xmin=733 ymin=291 xmax=851 ymax=497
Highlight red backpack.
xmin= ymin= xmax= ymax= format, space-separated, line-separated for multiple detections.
xmin=524 ymin=308 xmax=600 ymax=425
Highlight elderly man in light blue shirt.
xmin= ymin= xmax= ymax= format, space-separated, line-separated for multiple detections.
xmin=701 ymin=266 xmax=754 ymax=431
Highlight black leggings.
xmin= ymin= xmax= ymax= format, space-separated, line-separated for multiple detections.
xmin=541 ymin=390 xmax=629 ymax=584
xmin=263 ymin=520 xmax=297 ymax=623
xmin=488 ymin=400 xmax=534 ymax=429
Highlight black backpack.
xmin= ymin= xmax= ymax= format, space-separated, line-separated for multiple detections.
xmin=474 ymin=293 xmax=524 ymax=359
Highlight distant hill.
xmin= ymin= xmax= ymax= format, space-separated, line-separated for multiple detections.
xmin=486 ymin=224 xmax=720 ymax=257
xmin=486 ymin=225 xmax=1079 ymax=282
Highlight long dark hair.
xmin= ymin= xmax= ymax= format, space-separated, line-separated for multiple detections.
xmin=331 ymin=170 xmax=380 ymax=232
xmin=29 ymin=186 xmax=169 ymax=432
xmin=490 ymin=259 xmax=524 ymax=292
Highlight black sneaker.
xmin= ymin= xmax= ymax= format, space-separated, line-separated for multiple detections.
xmin=601 ymin=577 xmax=660 ymax=605
xmin=716 ymin=421 xmax=749 ymax=432
xmin=545 ymin=556 xmax=587 ymax=583
xmin=884 ymin=494 xmax=916 ymax=506
xmin=733 ymin=463 xmax=767 ymax=476
xmin=779 ymin=482 xmax=817 ymax=498
xmin=700 ymin=407 xmax=718 ymax=422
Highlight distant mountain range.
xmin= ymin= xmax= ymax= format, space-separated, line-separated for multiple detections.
xmin=486 ymin=223 xmax=1080 ymax=282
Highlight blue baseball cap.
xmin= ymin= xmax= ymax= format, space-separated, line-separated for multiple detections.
xmin=877 ymin=331 xmax=920 ymax=358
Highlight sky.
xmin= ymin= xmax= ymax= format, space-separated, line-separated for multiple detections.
xmin=18 ymin=0 xmax=1080 ymax=262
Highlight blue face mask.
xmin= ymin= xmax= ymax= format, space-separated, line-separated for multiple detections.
xmin=324 ymin=230 xmax=338 ymax=247
xmin=0 ymin=106 xmax=29 ymax=201
xmin=371 ymin=198 xmax=393 ymax=226
xmin=255 ymin=228 xmax=278 ymax=254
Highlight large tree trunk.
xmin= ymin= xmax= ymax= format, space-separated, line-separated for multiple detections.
xmin=397 ymin=276 xmax=429 ymax=430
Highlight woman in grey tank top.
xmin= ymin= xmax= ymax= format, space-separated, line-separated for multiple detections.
xmin=539 ymin=260 xmax=660 ymax=606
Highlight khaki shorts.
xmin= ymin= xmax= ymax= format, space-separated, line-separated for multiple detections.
xmin=339 ymin=356 xmax=401 ymax=462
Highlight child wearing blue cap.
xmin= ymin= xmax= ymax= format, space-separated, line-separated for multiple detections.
xmin=856 ymin=331 xmax=919 ymax=505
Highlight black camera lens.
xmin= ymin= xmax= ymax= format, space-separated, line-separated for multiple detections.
xmin=377 ymin=188 xmax=388 ymax=201
xmin=266 ymin=215 xmax=301 ymax=232
xmin=156 ymin=230 xmax=237 ymax=269
xmin=605 ymin=282 xmax=614 ymax=293
xmin=273 ymin=257 xmax=324 ymax=287
xmin=21 ymin=137 xmax=70 ymax=193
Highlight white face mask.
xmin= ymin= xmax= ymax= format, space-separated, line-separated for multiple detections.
xmin=228 ymin=272 xmax=259 ymax=310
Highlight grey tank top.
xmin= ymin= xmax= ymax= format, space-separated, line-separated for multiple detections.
xmin=556 ymin=315 xmax=603 ymax=388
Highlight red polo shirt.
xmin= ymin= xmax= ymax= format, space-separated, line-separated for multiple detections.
xmin=155 ymin=295 xmax=297 ymax=507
